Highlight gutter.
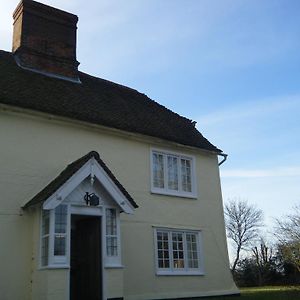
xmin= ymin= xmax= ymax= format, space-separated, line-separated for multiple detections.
xmin=218 ymin=153 xmax=228 ymax=166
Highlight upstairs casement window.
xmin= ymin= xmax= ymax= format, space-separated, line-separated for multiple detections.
xmin=151 ymin=150 xmax=196 ymax=197
xmin=154 ymin=228 xmax=204 ymax=275
xmin=40 ymin=204 xmax=69 ymax=268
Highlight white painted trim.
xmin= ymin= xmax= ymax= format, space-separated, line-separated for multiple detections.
xmin=151 ymin=224 xmax=204 ymax=231
xmin=153 ymin=227 xmax=205 ymax=276
xmin=43 ymin=157 xmax=135 ymax=214
xmin=150 ymin=147 xmax=198 ymax=198
xmin=39 ymin=209 xmax=49 ymax=269
xmin=39 ymin=204 xmax=70 ymax=269
xmin=48 ymin=209 xmax=55 ymax=266
xmin=104 ymin=264 xmax=124 ymax=269
xmin=43 ymin=163 xmax=91 ymax=210
xmin=150 ymin=189 xmax=197 ymax=199
xmin=156 ymin=270 xmax=204 ymax=276
xmin=70 ymin=205 xmax=103 ymax=216
xmin=39 ymin=264 xmax=70 ymax=270
xmin=103 ymin=206 xmax=122 ymax=267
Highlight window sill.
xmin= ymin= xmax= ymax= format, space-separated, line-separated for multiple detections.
xmin=39 ymin=264 xmax=70 ymax=270
xmin=104 ymin=264 xmax=124 ymax=269
xmin=156 ymin=270 xmax=204 ymax=276
xmin=151 ymin=188 xmax=197 ymax=199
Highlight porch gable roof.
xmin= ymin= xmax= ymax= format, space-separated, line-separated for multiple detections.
xmin=22 ymin=151 xmax=138 ymax=211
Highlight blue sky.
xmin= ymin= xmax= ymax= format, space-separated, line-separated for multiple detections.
xmin=1 ymin=0 xmax=300 ymax=234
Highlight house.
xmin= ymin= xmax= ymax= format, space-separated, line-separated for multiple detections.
xmin=0 ymin=1 xmax=238 ymax=299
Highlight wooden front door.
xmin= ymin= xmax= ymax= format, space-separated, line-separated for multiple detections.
xmin=70 ymin=215 xmax=102 ymax=300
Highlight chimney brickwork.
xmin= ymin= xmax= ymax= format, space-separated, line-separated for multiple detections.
xmin=12 ymin=0 xmax=80 ymax=82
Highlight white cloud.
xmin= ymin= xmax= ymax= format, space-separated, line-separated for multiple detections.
xmin=195 ymin=93 xmax=300 ymax=160
xmin=198 ymin=94 xmax=300 ymax=126
xmin=221 ymin=166 xmax=300 ymax=178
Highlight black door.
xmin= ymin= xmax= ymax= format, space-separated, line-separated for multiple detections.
xmin=70 ymin=215 xmax=102 ymax=300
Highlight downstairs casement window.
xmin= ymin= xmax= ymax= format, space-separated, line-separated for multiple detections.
xmin=40 ymin=205 xmax=121 ymax=268
xmin=40 ymin=204 xmax=69 ymax=267
xmin=154 ymin=228 xmax=204 ymax=275
xmin=105 ymin=208 xmax=121 ymax=266
xmin=151 ymin=150 xmax=196 ymax=197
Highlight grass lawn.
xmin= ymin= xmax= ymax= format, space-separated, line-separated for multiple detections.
xmin=201 ymin=286 xmax=300 ymax=299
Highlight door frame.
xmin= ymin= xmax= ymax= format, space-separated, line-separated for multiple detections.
xmin=68 ymin=205 xmax=106 ymax=300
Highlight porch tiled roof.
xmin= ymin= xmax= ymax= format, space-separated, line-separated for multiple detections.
xmin=23 ymin=151 xmax=138 ymax=209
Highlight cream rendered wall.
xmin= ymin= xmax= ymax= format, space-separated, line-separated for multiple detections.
xmin=0 ymin=212 xmax=32 ymax=300
xmin=121 ymin=152 xmax=237 ymax=299
xmin=0 ymin=107 xmax=238 ymax=299
xmin=28 ymin=206 xmax=69 ymax=300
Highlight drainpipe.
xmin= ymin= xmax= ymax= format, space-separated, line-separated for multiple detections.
xmin=218 ymin=153 xmax=228 ymax=166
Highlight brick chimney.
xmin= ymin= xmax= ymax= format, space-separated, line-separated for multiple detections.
xmin=12 ymin=0 xmax=80 ymax=82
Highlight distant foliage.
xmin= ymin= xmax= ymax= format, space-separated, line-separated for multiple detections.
xmin=229 ymin=204 xmax=300 ymax=287
xmin=233 ymin=240 xmax=282 ymax=287
xmin=275 ymin=205 xmax=300 ymax=273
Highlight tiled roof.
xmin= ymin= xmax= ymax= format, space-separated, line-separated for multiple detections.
xmin=0 ymin=50 xmax=221 ymax=153
xmin=23 ymin=151 xmax=138 ymax=209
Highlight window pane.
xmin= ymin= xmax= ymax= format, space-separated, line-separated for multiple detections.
xmin=157 ymin=231 xmax=169 ymax=269
xmin=172 ymin=232 xmax=184 ymax=269
xmin=164 ymin=260 xmax=170 ymax=268
xmin=167 ymin=156 xmax=178 ymax=190
xmin=41 ymin=236 xmax=49 ymax=266
xmin=42 ymin=210 xmax=50 ymax=235
xmin=153 ymin=153 xmax=164 ymax=188
xmin=106 ymin=236 xmax=118 ymax=256
xmin=158 ymin=259 xmax=164 ymax=268
xmin=186 ymin=233 xmax=199 ymax=268
xmin=158 ymin=259 xmax=170 ymax=268
xmin=181 ymin=159 xmax=192 ymax=192
xmin=54 ymin=234 xmax=66 ymax=256
xmin=55 ymin=205 xmax=67 ymax=234
xmin=106 ymin=209 xmax=117 ymax=235
xmin=106 ymin=209 xmax=118 ymax=257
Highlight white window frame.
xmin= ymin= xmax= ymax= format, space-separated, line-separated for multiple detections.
xmin=40 ymin=210 xmax=50 ymax=267
xmin=153 ymin=227 xmax=204 ymax=275
xmin=39 ymin=204 xmax=70 ymax=269
xmin=39 ymin=204 xmax=122 ymax=269
xmin=150 ymin=148 xmax=197 ymax=198
xmin=104 ymin=206 xmax=122 ymax=268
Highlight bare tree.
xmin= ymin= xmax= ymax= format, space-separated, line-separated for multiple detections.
xmin=225 ymin=199 xmax=263 ymax=272
xmin=275 ymin=205 xmax=300 ymax=272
